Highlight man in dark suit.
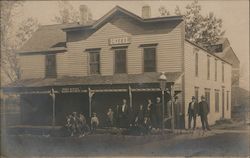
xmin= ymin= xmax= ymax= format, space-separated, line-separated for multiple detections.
xmin=188 ymin=96 xmax=198 ymax=130
xmin=198 ymin=95 xmax=211 ymax=131
xmin=119 ymin=99 xmax=129 ymax=128
xmin=155 ymin=97 xmax=162 ymax=129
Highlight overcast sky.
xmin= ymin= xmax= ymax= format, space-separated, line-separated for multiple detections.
xmin=15 ymin=0 xmax=249 ymax=90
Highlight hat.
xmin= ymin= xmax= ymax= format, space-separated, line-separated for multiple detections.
xmin=192 ymin=96 xmax=196 ymax=100
xmin=201 ymin=95 xmax=205 ymax=99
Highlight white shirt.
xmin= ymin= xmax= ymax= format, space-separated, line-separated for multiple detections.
xmin=122 ymin=104 xmax=126 ymax=112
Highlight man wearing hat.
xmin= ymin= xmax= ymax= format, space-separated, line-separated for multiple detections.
xmin=188 ymin=96 xmax=199 ymax=130
xmin=198 ymin=95 xmax=211 ymax=131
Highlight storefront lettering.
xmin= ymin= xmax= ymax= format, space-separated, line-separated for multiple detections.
xmin=109 ymin=37 xmax=131 ymax=45
xmin=61 ymin=87 xmax=81 ymax=93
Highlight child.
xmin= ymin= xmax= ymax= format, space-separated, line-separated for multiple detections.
xmin=91 ymin=112 xmax=99 ymax=132
xmin=107 ymin=107 xmax=114 ymax=127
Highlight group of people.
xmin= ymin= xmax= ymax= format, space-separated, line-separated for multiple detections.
xmin=65 ymin=94 xmax=211 ymax=137
xmin=65 ymin=112 xmax=100 ymax=137
xmin=188 ymin=95 xmax=211 ymax=131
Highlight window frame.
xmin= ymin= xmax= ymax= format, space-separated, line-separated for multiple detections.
xmin=215 ymin=58 xmax=218 ymax=81
xmin=88 ymin=50 xmax=101 ymax=75
xmin=114 ymin=48 xmax=127 ymax=74
xmin=222 ymin=62 xmax=225 ymax=82
xmin=45 ymin=54 xmax=57 ymax=78
xmin=205 ymin=88 xmax=211 ymax=112
xmin=194 ymin=87 xmax=199 ymax=102
xmin=207 ymin=55 xmax=210 ymax=80
xmin=143 ymin=46 xmax=157 ymax=72
xmin=215 ymin=89 xmax=220 ymax=112
xmin=195 ymin=52 xmax=199 ymax=77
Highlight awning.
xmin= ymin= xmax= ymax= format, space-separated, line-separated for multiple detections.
xmin=3 ymin=72 xmax=183 ymax=93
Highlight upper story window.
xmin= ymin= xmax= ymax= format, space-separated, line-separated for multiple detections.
xmin=89 ymin=51 xmax=100 ymax=75
xmin=45 ymin=54 xmax=57 ymax=78
xmin=215 ymin=89 xmax=220 ymax=112
xmin=207 ymin=55 xmax=210 ymax=80
xmin=114 ymin=48 xmax=127 ymax=73
xmin=215 ymin=59 xmax=217 ymax=81
xmin=143 ymin=47 xmax=156 ymax=72
xmin=195 ymin=53 xmax=198 ymax=77
xmin=222 ymin=62 xmax=225 ymax=82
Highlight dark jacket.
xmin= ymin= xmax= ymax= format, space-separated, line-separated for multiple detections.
xmin=198 ymin=101 xmax=210 ymax=116
xmin=188 ymin=101 xmax=199 ymax=115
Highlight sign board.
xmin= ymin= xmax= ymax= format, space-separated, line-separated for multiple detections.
xmin=109 ymin=37 xmax=131 ymax=45
xmin=61 ymin=87 xmax=81 ymax=93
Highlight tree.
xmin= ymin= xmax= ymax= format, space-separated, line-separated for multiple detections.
xmin=1 ymin=1 xmax=39 ymax=84
xmin=53 ymin=1 xmax=80 ymax=24
xmin=53 ymin=1 xmax=93 ymax=24
xmin=184 ymin=1 xmax=225 ymax=47
xmin=175 ymin=0 xmax=225 ymax=48
xmin=159 ymin=6 xmax=170 ymax=16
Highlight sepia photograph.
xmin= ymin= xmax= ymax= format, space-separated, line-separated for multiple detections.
xmin=0 ymin=0 xmax=249 ymax=157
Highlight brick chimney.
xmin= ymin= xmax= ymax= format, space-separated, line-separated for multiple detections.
xmin=142 ymin=5 xmax=151 ymax=19
xmin=79 ymin=5 xmax=89 ymax=25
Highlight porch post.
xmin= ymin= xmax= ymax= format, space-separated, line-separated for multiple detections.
xmin=170 ymin=84 xmax=175 ymax=133
xmin=1 ymin=90 xmax=6 ymax=135
xmin=88 ymin=88 xmax=94 ymax=118
xmin=128 ymin=85 xmax=132 ymax=109
xmin=50 ymin=88 xmax=56 ymax=128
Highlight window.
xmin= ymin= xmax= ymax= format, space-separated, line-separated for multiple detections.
xmin=222 ymin=88 xmax=225 ymax=115
xmin=215 ymin=59 xmax=217 ymax=81
xmin=195 ymin=87 xmax=199 ymax=102
xmin=222 ymin=62 xmax=224 ymax=82
xmin=89 ymin=51 xmax=100 ymax=74
xmin=207 ymin=56 xmax=210 ymax=80
xmin=195 ymin=53 xmax=198 ymax=77
xmin=205 ymin=89 xmax=210 ymax=112
xmin=227 ymin=91 xmax=230 ymax=110
xmin=144 ymin=47 xmax=156 ymax=72
xmin=114 ymin=49 xmax=127 ymax=73
xmin=215 ymin=90 xmax=220 ymax=112
xmin=45 ymin=54 xmax=56 ymax=78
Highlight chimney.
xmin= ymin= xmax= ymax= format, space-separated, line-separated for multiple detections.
xmin=142 ymin=5 xmax=151 ymax=19
xmin=79 ymin=5 xmax=89 ymax=25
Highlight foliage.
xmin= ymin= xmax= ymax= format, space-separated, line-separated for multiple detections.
xmin=159 ymin=0 xmax=225 ymax=47
xmin=1 ymin=1 xmax=39 ymax=84
xmin=184 ymin=1 xmax=225 ymax=47
xmin=159 ymin=6 xmax=170 ymax=16
xmin=53 ymin=1 xmax=80 ymax=24
xmin=53 ymin=1 xmax=92 ymax=24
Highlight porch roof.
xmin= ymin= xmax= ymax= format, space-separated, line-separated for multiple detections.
xmin=5 ymin=72 xmax=182 ymax=88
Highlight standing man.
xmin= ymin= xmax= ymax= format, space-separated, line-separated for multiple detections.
xmin=198 ymin=95 xmax=211 ymax=131
xmin=155 ymin=97 xmax=162 ymax=129
xmin=188 ymin=96 xmax=199 ymax=130
xmin=174 ymin=96 xmax=184 ymax=133
xmin=119 ymin=99 xmax=129 ymax=128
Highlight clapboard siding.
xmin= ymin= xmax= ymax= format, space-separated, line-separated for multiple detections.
xmin=19 ymin=54 xmax=45 ymax=79
xmin=63 ymin=21 xmax=184 ymax=76
xmin=184 ymin=42 xmax=232 ymax=127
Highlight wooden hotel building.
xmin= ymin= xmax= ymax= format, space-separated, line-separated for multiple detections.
xmin=3 ymin=6 xmax=233 ymax=128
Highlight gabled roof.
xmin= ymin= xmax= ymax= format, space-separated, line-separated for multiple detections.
xmin=17 ymin=23 xmax=76 ymax=54
xmin=62 ymin=5 xmax=183 ymax=31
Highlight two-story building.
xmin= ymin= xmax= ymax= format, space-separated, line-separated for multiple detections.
xmin=3 ymin=5 xmax=232 ymax=128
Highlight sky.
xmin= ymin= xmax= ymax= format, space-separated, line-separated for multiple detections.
xmin=14 ymin=0 xmax=249 ymax=90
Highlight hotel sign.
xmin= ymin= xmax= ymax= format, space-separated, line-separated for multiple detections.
xmin=61 ymin=87 xmax=81 ymax=93
xmin=109 ymin=37 xmax=131 ymax=45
